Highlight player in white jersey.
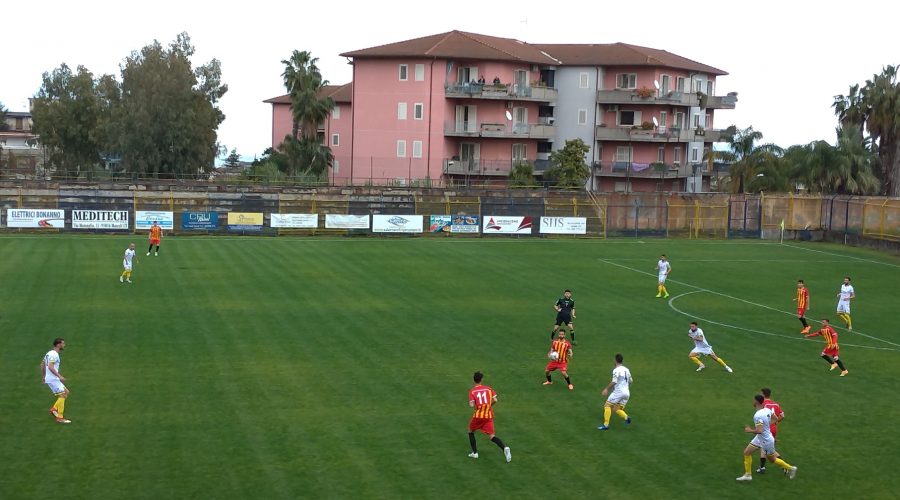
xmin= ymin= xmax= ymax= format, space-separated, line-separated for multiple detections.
xmin=688 ymin=322 xmax=733 ymax=373
xmin=120 ymin=243 xmax=136 ymax=283
xmin=737 ymin=394 xmax=797 ymax=481
xmin=835 ymin=276 xmax=855 ymax=330
xmin=598 ymin=353 xmax=632 ymax=430
xmin=655 ymin=254 xmax=671 ymax=298
xmin=40 ymin=338 xmax=71 ymax=424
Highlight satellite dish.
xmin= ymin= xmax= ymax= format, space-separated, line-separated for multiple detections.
xmin=505 ymin=110 xmax=513 ymax=121
xmin=652 ymin=117 xmax=659 ymax=127
xmin=653 ymin=80 xmax=660 ymax=90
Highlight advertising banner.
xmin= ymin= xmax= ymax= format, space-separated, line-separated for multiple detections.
xmin=6 ymin=209 xmax=65 ymax=228
xmin=270 ymin=213 xmax=318 ymax=229
xmin=429 ymin=215 xmax=451 ymax=233
xmin=450 ymin=215 xmax=480 ymax=233
xmin=135 ymin=211 xmax=174 ymax=230
xmin=372 ymin=215 xmax=423 ymax=233
xmin=72 ymin=210 xmax=129 ymax=230
xmin=325 ymin=214 xmax=370 ymax=229
xmin=482 ymin=215 xmax=533 ymax=234
xmin=539 ymin=216 xmax=587 ymax=235
xmin=227 ymin=212 xmax=264 ymax=231
xmin=181 ymin=212 xmax=219 ymax=230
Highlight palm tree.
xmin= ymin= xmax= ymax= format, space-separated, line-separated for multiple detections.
xmin=281 ymin=50 xmax=334 ymax=140
xmin=712 ymin=126 xmax=785 ymax=193
xmin=0 ymin=101 xmax=9 ymax=131
xmin=784 ymin=128 xmax=880 ymax=195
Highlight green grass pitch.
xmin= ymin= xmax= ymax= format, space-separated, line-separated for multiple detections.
xmin=1 ymin=235 xmax=898 ymax=499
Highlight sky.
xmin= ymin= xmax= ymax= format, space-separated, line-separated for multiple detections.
xmin=3 ymin=0 xmax=897 ymax=161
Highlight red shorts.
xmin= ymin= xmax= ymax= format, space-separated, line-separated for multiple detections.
xmin=823 ymin=346 xmax=839 ymax=358
xmin=545 ymin=361 xmax=568 ymax=372
xmin=469 ymin=417 xmax=495 ymax=435
xmin=797 ymin=308 xmax=807 ymax=317
xmin=150 ymin=238 xmax=161 ymax=245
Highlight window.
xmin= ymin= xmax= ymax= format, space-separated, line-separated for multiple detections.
xmin=397 ymin=140 xmax=407 ymax=157
xmin=399 ymin=64 xmax=408 ymax=81
xmin=412 ymin=140 xmax=423 ymax=158
xmin=660 ymin=75 xmax=670 ymax=93
xmin=691 ymin=147 xmax=699 ymax=162
xmin=579 ymin=72 xmax=589 ymax=89
xmin=415 ymin=64 xmax=425 ymax=81
xmin=618 ymin=110 xmax=640 ymax=126
xmin=15 ymin=117 xmax=24 ymax=130
xmin=693 ymin=79 xmax=703 ymax=93
xmin=398 ymin=102 xmax=407 ymax=120
xmin=616 ymin=73 xmax=637 ymax=89
xmin=705 ymin=113 xmax=711 ymax=128
xmin=577 ymin=109 xmax=588 ymax=125
xmin=512 ymin=144 xmax=526 ymax=162
xmin=331 ymin=134 xmax=339 ymax=147
xmin=332 ymin=160 xmax=340 ymax=174
xmin=414 ymin=103 xmax=424 ymax=120
xmin=674 ymin=147 xmax=682 ymax=164
xmin=658 ymin=146 xmax=665 ymax=163
xmin=615 ymin=146 xmax=633 ymax=163
xmin=659 ymin=111 xmax=668 ymax=131
xmin=706 ymin=80 xmax=713 ymax=96
xmin=332 ymin=106 xmax=340 ymax=119
xmin=692 ymin=114 xmax=700 ymax=128
xmin=676 ymin=77 xmax=685 ymax=92
xmin=674 ymin=112 xmax=685 ymax=129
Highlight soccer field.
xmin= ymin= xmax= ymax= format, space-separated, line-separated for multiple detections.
xmin=1 ymin=235 xmax=898 ymax=500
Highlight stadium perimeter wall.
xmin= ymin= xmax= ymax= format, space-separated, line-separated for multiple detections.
xmin=0 ymin=184 xmax=897 ymax=246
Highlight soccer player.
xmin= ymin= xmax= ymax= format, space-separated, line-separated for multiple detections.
xmin=543 ymin=330 xmax=574 ymax=390
xmin=467 ymin=371 xmax=511 ymax=462
xmin=147 ymin=220 xmax=163 ymax=256
xmin=736 ymin=394 xmax=797 ymax=481
xmin=550 ymin=289 xmax=576 ymax=343
xmin=40 ymin=338 xmax=71 ymax=424
xmin=805 ymin=318 xmax=848 ymax=376
xmin=795 ymin=280 xmax=811 ymax=333
xmin=598 ymin=353 xmax=632 ymax=430
xmin=120 ymin=243 xmax=136 ymax=283
xmin=688 ymin=322 xmax=733 ymax=373
xmin=655 ymin=254 xmax=671 ymax=298
xmin=836 ymin=276 xmax=855 ymax=331
xmin=757 ymin=388 xmax=785 ymax=474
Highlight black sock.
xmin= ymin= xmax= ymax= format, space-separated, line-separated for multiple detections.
xmin=468 ymin=432 xmax=477 ymax=453
xmin=564 ymin=376 xmax=571 ymax=385
xmin=570 ymin=331 xmax=575 ymax=341
xmin=551 ymin=331 xmax=556 ymax=339
xmin=760 ymin=457 xmax=766 ymax=469
xmin=148 ymin=244 xmax=153 ymax=253
xmin=822 ymin=354 xmax=834 ymax=364
xmin=836 ymin=359 xmax=846 ymax=371
xmin=546 ymin=374 xmax=552 ymax=383
xmin=490 ymin=436 xmax=506 ymax=449
xmin=155 ymin=246 xmax=160 ymax=253
xmin=800 ymin=317 xmax=808 ymax=328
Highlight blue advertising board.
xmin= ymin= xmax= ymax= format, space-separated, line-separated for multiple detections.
xmin=181 ymin=211 xmax=219 ymax=230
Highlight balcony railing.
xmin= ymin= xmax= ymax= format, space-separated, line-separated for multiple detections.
xmin=597 ymin=89 xmax=700 ymax=107
xmin=445 ymin=83 xmax=558 ymax=102
xmin=443 ymin=158 xmax=517 ymax=176
xmin=699 ymin=93 xmax=738 ymax=109
xmin=445 ymin=121 xmax=555 ymax=139
xmin=595 ymin=126 xmax=726 ymax=143
xmin=593 ymin=161 xmax=698 ymax=178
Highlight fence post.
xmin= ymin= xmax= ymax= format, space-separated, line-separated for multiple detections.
xmin=758 ymin=192 xmax=764 ymax=239
xmin=844 ymin=196 xmax=851 ymax=243
xmin=726 ymin=200 xmax=732 ymax=239
xmin=862 ymin=198 xmax=868 ymax=238
xmin=880 ymin=198 xmax=889 ymax=240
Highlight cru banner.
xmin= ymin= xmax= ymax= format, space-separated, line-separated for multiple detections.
xmin=72 ymin=210 xmax=129 ymax=230
xmin=181 ymin=212 xmax=219 ymax=230
xmin=227 ymin=212 xmax=264 ymax=231
xmin=6 ymin=209 xmax=65 ymax=228
xmin=539 ymin=217 xmax=587 ymax=235
xmin=482 ymin=216 xmax=533 ymax=234
xmin=270 ymin=213 xmax=318 ymax=229
xmin=372 ymin=215 xmax=423 ymax=233
xmin=135 ymin=211 xmax=174 ymax=230
xmin=325 ymin=214 xmax=370 ymax=229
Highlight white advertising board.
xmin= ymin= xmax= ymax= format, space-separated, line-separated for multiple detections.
xmin=539 ymin=217 xmax=587 ymax=234
xmin=372 ymin=215 xmax=423 ymax=233
xmin=270 ymin=213 xmax=318 ymax=228
xmin=482 ymin=215 xmax=533 ymax=234
xmin=6 ymin=209 xmax=65 ymax=228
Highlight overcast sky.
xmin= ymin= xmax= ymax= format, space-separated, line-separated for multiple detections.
xmin=3 ymin=0 xmax=897 ymax=160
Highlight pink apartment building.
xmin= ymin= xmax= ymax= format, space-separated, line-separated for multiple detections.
xmin=264 ymin=31 xmax=736 ymax=191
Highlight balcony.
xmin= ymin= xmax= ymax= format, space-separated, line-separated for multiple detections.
xmin=593 ymin=161 xmax=695 ymax=178
xmin=597 ymin=89 xmax=699 ymax=107
xmin=445 ymin=83 xmax=558 ymax=102
xmin=443 ymin=159 xmax=514 ymax=177
xmin=699 ymin=93 xmax=738 ymax=110
xmin=445 ymin=121 xmax=556 ymax=140
xmin=595 ymin=126 xmax=727 ymax=143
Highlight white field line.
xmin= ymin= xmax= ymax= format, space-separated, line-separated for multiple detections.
xmin=599 ymin=258 xmax=900 ymax=350
xmin=781 ymin=242 xmax=900 ymax=269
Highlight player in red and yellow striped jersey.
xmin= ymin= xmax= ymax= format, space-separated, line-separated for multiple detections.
xmin=147 ymin=221 xmax=163 ymax=256
xmin=543 ymin=330 xmax=574 ymax=390
xmin=805 ymin=319 xmax=848 ymax=376
xmin=795 ymin=280 xmax=811 ymax=333
xmin=467 ymin=371 xmax=511 ymax=462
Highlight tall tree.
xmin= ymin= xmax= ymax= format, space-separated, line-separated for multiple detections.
xmin=113 ymin=33 xmax=227 ymax=176
xmin=546 ymin=138 xmax=591 ymax=188
xmin=31 ymin=64 xmax=110 ymax=176
xmin=0 ymin=101 xmax=9 ymax=131
xmin=280 ymin=50 xmax=334 ymax=178
xmin=712 ymin=126 xmax=784 ymax=193
xmin=833 ymin=66 xmax=900 ymax=196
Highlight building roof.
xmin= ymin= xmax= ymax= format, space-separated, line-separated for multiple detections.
xmin=340 ymin=30 xmax=561 ymax=65
xmin=533 ymin=42 xmax=727 ymax=75
xmin=263 ymin=83 xmax=352 ymax=105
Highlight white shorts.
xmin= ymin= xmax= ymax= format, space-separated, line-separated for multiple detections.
xmin=690 ymin=346 xmax=714 ymax=356
xmin=658 ymin=274 xmax=668 ymax=284
xmin=46 ymin=379 xmax=67 ymax=395
xmin=750 ymin=435 xmax=776 ymax=455
xmin=123 ymin=263 xmax=132 ymax=271
xmin=607 ymin=390 xmax=629 ymax=406
xmin=837 ymin=300 xmax=850 ymax=314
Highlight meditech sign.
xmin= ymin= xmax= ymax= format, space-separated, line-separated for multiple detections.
xmin=72 ymin=210 xmax=130 ymax=230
